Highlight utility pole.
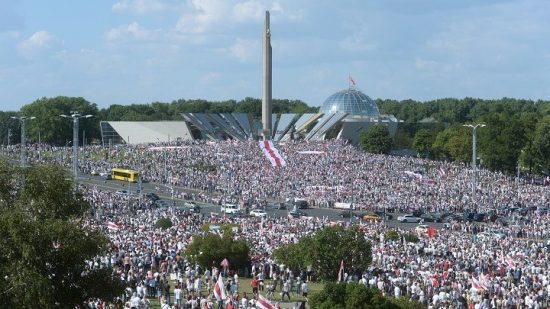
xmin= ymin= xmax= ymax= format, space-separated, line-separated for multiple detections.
xmin=11 ymin=116 xmax=36 ymax=167
xmin=60 ymin=111 xmax=93 ymax=181
xmin=463 ymin=123 xmax=486 ymax=204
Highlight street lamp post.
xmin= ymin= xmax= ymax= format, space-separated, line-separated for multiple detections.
xmin=11 ymin=116 xmax=36 ymax=167
xmin=463 ymin=123 xmax=486 ymax=202
xmin=60 ymin=111 xmax=93 ymax=180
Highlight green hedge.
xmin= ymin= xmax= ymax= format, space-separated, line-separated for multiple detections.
xmin=154 ymin=218 xmax=173 ymax=230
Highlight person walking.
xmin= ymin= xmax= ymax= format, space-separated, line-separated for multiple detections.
xmin=281 ymin=280 xmax=291 ymax=301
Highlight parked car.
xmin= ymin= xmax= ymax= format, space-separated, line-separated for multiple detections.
xmin=420 ymin=213 xmax=439 ymax=222
xmin=100 ymin=172 xmax=112 ymax=180
xmin=397 ymin=214 xmax=422 ymax=223
xmin=268 ymin=202 xmax=287 ymax=210
xmin=288 ymin=209 xmax=307 ymax=218
xmin=145 ymin=192 xmax=160 ymax=201
xmin=339 ymin=211 xmax=360 ymax=218
xmin=115 ymin=189 xmax=130 ymax=196
xmin=221 ymin=203 xmax=241 ymax=214
xmin=90 ymin=170 xmax=99 ymax=175
xmin=250 ymin=209 xmax=268 ymax=217
xmin=183 ymin=202 xmax=201 ymax=213
xmin=442 ymin=213 xmax=464 ymax=222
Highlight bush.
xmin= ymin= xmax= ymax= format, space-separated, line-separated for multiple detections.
xmin=385 ymin=230 xmax=400 ymax=241
xmin=310 ymin=282 xmax=423 ymax=309
xmin=403 ymin=233 xmax=419 ymax=243
xmin=154 ymin=218 xmax=173 ymax=229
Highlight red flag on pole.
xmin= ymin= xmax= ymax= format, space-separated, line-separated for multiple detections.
xmin=348 ymin=74 xmax=356 ymax=86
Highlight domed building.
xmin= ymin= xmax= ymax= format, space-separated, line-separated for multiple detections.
xmin=319 ymin=88 xmax=380 ymax=117
xmin=289 ymin=86 xmax=398 ymax=144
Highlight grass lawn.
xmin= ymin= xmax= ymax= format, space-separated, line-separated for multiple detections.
xmin=147 ymin=277 xmax=324 ymax=308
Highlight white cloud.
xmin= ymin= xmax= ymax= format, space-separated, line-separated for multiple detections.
xmin=200 ymin=72 xmax=222 ymax=83
xmin=112 ymin=0 xmax=174 ymax=14
xmin=339 ymin=33 xmax=378 ymax=52
xmin=105 ymin=22 xmax=153 ymax=41
xmin=229 ymin=38 xmax=258 ymax=62
xmin=17 ymin=30 xmax=55 ymax=58
xmin=176 ymin=0 xmax=230 ymax=34
xmin=233 ymin=0 xmax=265 ymax=22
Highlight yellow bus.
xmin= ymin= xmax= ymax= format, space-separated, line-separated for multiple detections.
xmin=111 ymin=168 xmax=139 ymax=183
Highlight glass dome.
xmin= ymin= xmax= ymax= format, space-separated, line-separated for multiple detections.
xmin=319 ymin=88 xmax=380 ymax=117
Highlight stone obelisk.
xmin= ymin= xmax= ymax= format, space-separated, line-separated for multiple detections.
xmin=261 ymin=10 xmax=272 ymax=140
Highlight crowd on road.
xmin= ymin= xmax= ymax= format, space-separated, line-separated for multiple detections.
xmin=10 ymin=139 xmax=550 ymax=214
xmin=2 ymin=140 xmax=550 ymax=308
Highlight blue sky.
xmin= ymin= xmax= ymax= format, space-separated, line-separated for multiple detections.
xmin=1 ymin=0 xmax=550 ymax=111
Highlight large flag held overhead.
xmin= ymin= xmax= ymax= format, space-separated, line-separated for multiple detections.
xmin=213 ymin=273 xmax=227 ymax=301
xmin=259 ymin=140 xmax=286 ymax=167
xmin=106 ymin=221 xmax=122 ymax=231
xmin=256 ymin=294 xmax=277 ymax=309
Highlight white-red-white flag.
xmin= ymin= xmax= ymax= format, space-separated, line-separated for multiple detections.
xmin=256 ymin=294 xmax=277 ymax=309
xmin=259 ymin=140 xmax=286 ymax=167
xmin=107 ymin=221 xmax=121 ymax=231
xmin=337 ymin=260 xmax=344 ymax=282
xmin=213 ymin=273 xmax=227 ymax=301
xmin=471 ymin=277 xmax=482 ymax=290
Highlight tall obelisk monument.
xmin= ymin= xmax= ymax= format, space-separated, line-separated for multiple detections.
xmin=261 ymin=10 xmax=272 ymax=140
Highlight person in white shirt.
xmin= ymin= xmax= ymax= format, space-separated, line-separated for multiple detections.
xmin=241 ymin=292 xmax=249 ymax=308
xmin=174 ymin=285 xmax=182 ymax=307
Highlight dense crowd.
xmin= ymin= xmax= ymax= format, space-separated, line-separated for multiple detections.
xmin=12 ymin=140 xmax=550 ymax=214
xmin=2 ymin=140 xmax=550 ymax=308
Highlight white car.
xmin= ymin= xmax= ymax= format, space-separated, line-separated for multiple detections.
xmin=397 ymin=214 xmax=422 ymax=223
xmin=221 ymin=203 xmax=240 ymax=214
xmin=249 ymin=210 xmax=268 ymax=217
xmin=115 ymin=189 xmax=130 ymax=196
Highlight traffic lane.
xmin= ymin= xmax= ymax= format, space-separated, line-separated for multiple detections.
xmin=202 ymin=205 xmax=445 ymax=231
xmin=78 ymin=176 xmax=445 ymax=230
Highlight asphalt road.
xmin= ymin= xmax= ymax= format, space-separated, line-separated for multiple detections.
xmin=78 ymin=174 xmax=442 ymax=231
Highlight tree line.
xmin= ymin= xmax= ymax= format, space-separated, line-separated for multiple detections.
xmin=0 ymin=96 xmax=316 ymax=147
xmin=1 ymin=96 xmax=549 ymax=174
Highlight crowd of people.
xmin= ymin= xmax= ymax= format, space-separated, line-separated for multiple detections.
xmin=2 ymin=139 xmax=550 ymax=308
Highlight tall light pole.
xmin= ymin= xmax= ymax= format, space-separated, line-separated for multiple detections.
xmin=60 ymin=111 xmax=93 ymax=180
xmin=463 ymin=123 xmax=486 ymax=202
xmin=11 ymin=116 xmax=36 ymax=167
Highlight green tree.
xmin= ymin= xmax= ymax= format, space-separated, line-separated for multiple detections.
xmin=531 ymin=116 xmax=550 ymax=174
xmin=154 ymin=218 xmax=173 ymax=229
xmin=478 ymin=113 xmax=526 ymax=173
xmin=412 ymin=129 xmax=435 ymax=158
xmin=432 ymin=126 xmax=471 ymax=162
xmin=184 ymin=230 xmax=249 ymax=272
xmin=309 ymin=282 xmax=422 ymax=309
xmin=359 ymin=124 xmax=393 ymax=154
xmin=0 ymin=161 xmax=124 ymax=308
xmin=274 ymin=226 xmax=371 ymax=281
xmin=0 ymin=111 xmax=20 ymax=145
xmin=20 ymin=96 xmax=100 ymax=145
